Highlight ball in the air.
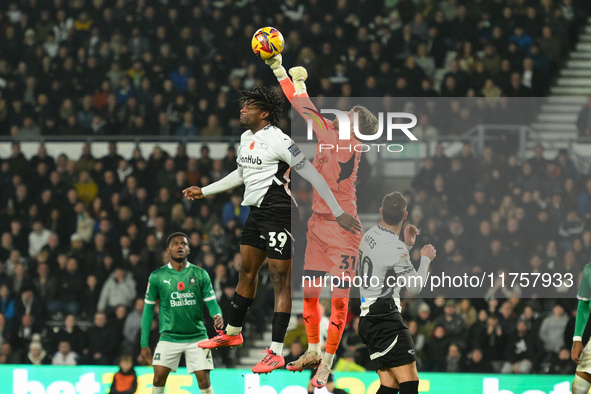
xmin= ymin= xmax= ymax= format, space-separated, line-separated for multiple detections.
xmin=251 ymin=27 xmax=284 ymax=60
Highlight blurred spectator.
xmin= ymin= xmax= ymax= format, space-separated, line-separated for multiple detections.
xmin=14 ymin=287 xmax=44 ymax=323
xmin=463 ymin=348 xmax=492 ymax=373
xmin=52 ymin=314 xmax=85 ymax=355
xmin=109 ymin=355 xmax=138 ymax=394
xmin=285 ymin=314 xmax=308 ymax=349
xmin=121 ymin=299 xmax=143 ymax=355
xmin=284 ymin=341 xmax=304 ymax=367
xmin=333 ymin=350 xmax=366 ymax=372
xmin=436 ymin=300 xmax=465 ymax=346
xmin=24 ymin=340 xmax=51 ymax=365
xmin=74 ymin=203 xmax=96 ymax=243
xmin=479 ymin=314 xmax=506 ymax=372
xmin=11 ymin=314 xmax=40 ymax=354
xmin=52 ymin=340 xmax=78 ymax=366
xmin=423 ymin=325 xmax=449 ymax=372
xmin=84 ymin=312 xmax=117 ymax=365
xmin=48 ymin=257 xmax=84 ymax=316
xmin=1 ymin=342 xmax=21 ymax=364
xmin=539 ymin=304 xmax=569 ymax=355
xmin=445 ymin=344 xmax=462 ymax=373
xmin=0 ymin=285 xmax=15 ymax=323
xmin=500 ymin=321 xmax=537 ymax=374
xmin=97 ymin=268 xmax=137 ymax=314
xmin=222 ymin=192 xmax=249 ymax=228
xmin=547 ymin=348 xmax=576 ymax=375
xmin=81 ymin=275 xmax=101 ymax=318
xmin=74 ymin=171 xmax=99 ymax=207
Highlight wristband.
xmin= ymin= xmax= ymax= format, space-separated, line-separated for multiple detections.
xmin=273 ymin=66 xmax=288 ymax=80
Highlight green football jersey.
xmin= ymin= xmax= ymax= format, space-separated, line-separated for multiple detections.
xmin=578 ymin=263 xmax=591 ymax=301
xmin=145 ymin=262 xmax=219 ymax=343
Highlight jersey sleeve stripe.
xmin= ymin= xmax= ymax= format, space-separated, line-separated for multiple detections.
xmin=203 ymin=295 xmax=216 ymax=302
xmin=144 ymin=299 xmax=156 ymax=304
xmin=577 ymin=295 xmax=590 ymax=301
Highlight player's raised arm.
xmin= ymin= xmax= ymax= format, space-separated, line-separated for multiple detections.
xmin=199 ymin=270 xmax=224 ymax=329
xmin=265 ymin=55 xmax=336 ymax=145
xmin=395 ymin=244 xmax=436 ymax=296
xmin=183 ymin=168 xmax=244 ymax=200
xmin=265 ymin=54 xmax=295 ymax=100
xmin=403 ymin=224 xmax=420 ymax=251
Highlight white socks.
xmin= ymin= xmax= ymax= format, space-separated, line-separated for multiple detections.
xmin=308 ymin=342 xmax=321 ymax=354
xmin=322 ymin=352 xmax=335 ymax=368
xmin=226 ymin=324 xmax=242 ymax=336
xmin=270 ymin=341 xmax=283 ymax=355
xmin=573 ymin=375 xmax=591 ymax=394
xmin=200 ymin=387 xmax=214 ymax=394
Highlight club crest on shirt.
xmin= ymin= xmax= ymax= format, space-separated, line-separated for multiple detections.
xmin=190 ymin=277 xmax=196 ymax=285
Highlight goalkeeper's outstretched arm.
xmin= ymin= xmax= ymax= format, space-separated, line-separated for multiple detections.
xmin=266 ymin=55 xmax=335 ymax=144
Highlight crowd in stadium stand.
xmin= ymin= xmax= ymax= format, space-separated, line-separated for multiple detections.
xmin=1 ymin=0 xmax=591 ymax=377
xmin=0 ymin=0 xmax=590 ymax=137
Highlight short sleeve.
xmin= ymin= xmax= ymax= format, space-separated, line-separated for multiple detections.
xmin=277 ymin=136 xmax=306 ymax=170
xmin=200 ymin=270 xmax=217 ymax=303
xmin=144 ymin=273 xmax=158 ymax=305
xmin=578 ymin=264 xmax=591 ymax=301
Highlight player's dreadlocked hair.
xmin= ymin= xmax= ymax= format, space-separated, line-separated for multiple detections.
xmin=239 ymin=86 xmax=284 ymax=125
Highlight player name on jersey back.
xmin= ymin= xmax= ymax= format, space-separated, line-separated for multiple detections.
xmin=358 ymin=225 xmax=410 ymax=317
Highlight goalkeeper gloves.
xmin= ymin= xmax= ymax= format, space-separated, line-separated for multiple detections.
xmin=265 ymin=54 xmax=287 ymax=80
xmin=289 ymin=66 xmax=308 ymax=94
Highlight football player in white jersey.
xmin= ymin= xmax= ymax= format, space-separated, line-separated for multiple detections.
xmin=183 ymin=86 xmax=360 ymax=374
xmin=357 ymin=192 xmax=436 ymax=394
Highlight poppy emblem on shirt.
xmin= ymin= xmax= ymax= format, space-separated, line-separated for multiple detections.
xmin=177 ymin=282 xmax=185 ymax=291
xmin=250 ymin=142 xmax=255 ymax=150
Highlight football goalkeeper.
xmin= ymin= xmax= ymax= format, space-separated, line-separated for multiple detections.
xmin=265 ymin=55 xmax=386 ymax=388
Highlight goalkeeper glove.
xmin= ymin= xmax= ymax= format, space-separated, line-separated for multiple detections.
xmin=289 ymin=66 xmax=308 ymax=94
xmin=265 ymin=54 xmax=287 ymax=80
